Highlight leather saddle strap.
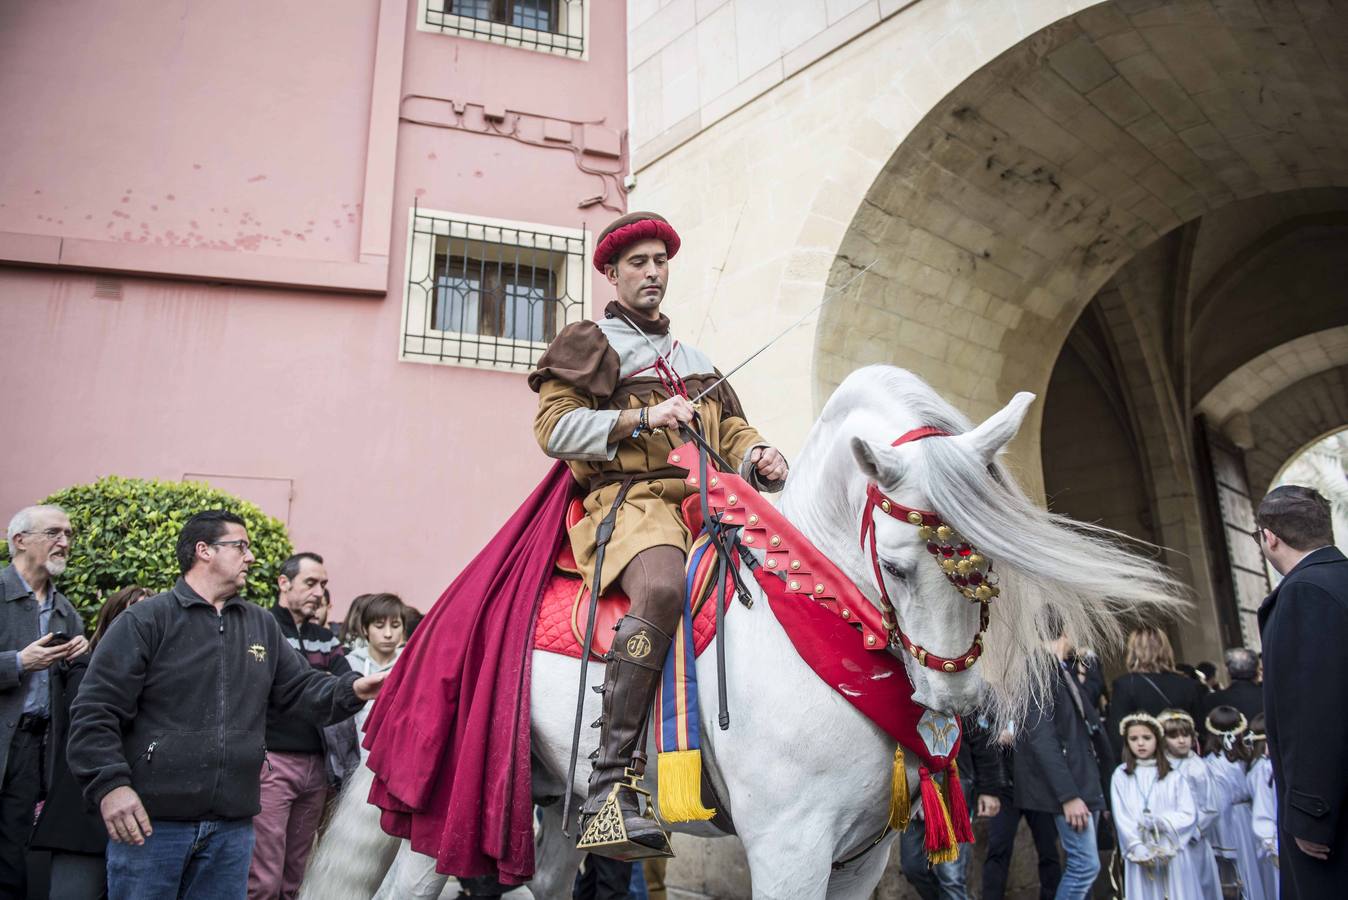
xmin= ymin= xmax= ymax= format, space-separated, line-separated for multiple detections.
xmin=688 ymin=420 xmax=738 ymax=733
xmin=562 ymin=477 xmax=634 ymax=834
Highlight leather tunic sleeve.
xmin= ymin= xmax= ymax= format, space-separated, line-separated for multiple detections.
xmin=528 ymin=321 xmax=620 ymax=399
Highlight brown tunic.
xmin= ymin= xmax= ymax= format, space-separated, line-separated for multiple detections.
xmin=531 ymin=304 xmax=779 ymax=593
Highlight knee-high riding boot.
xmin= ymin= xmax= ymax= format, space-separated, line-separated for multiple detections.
xmin=578 ymin=614 xmax=673 ymax=854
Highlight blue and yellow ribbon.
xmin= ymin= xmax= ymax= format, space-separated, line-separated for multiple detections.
xmin=654 ymin=533 xmax=718 ymax=822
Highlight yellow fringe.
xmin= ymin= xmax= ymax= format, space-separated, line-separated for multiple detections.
xmin=888 ymin=744 xmax=911 ymax=831
xmin=926 ymin=778 xmax=960 ymax=865
xmin=657 ymin=750 xmax=717 ymax=823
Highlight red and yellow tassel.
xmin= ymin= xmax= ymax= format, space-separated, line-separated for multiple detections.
xmin=946 ymin=759 xmax=974 ymax=844
xmin=919 ymin=766 xmax=960 ymax=864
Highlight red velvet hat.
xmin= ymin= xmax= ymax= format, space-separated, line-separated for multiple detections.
xmin=592 ymin=212 xmax=681 ymax=272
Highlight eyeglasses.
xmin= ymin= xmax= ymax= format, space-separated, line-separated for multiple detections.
xmin=210 ymin=540 xmax=252 ymax=553
xmin=21 ymin=528 xmax=74 ymax=542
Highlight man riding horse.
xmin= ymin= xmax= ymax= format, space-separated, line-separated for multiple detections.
xmin=529 ymin=212 xmax=788 ymax=855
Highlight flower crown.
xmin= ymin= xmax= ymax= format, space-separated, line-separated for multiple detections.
xmin=1157 ymin=709 xmax=1195 ymax=729
xmin=1204 ymin=711 xmax=1248 ymax=738
xmin=1118 ymin=712 xmax=1162 ymax=737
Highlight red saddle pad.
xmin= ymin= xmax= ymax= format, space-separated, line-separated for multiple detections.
xmin=534 ymin=497 xmax=724 ymax=661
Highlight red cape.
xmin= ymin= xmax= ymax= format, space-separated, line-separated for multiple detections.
xmin=362 ymin=462 xmax=579 ymax=884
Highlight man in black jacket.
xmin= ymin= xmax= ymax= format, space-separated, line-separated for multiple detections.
xmin=1014 ymin=618 xmax=1107 ymax=900
xmin=1200 ymin=646 xmax=1262 ymax=722
xmin=68 ymin=511 xmax=386 ymax=900
xmin=248 ymin=551 xmax=351 ymax=900
xmin=1256 ymin=485 xmax=1348 ymax=898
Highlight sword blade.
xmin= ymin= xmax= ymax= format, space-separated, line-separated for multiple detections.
xmin=690 ymin=259 xmax=877 ymax=403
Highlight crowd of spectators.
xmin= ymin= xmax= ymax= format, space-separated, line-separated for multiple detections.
xmin=1 ymin=506 xmax=405 ymax=900
xmin=897 ymin=484 xmax=1343 ymax=900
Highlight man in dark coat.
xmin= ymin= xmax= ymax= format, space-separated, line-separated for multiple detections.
xmin=1201 ymin=646 xmax=1263 ymax=722
xmin=1014 ymin=616 xmax=1109 ymax=900
xmin=1256 ymin=484 xmax=1348 ymax=897
xmin=0 ymin=504 xmax=88 ymax=896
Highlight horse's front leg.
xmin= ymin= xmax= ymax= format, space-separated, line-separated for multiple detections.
xmin=738 ymin=823 xmax=838 ymax=900
xmin=824 ymin=833 xmax=897 ymax=900
xmin=529 ymin=800 xmax=586 ymax=900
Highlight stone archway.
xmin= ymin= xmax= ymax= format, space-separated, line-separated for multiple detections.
xmin=816 ymin=1 xmax=1348 ymax=478
xmin=810 ymin=1 xmax=1348 ymax=662
xmin=1036 ymin=205 xmax=1347 ymax=654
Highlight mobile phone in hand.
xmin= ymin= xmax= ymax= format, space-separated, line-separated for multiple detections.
xmin=47 ymin=631 xmax=72 ymax=646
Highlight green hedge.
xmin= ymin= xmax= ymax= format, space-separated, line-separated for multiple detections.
xmin=1 ymin=476 xmax=293 ymax=623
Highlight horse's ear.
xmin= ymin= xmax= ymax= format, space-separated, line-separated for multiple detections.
xmin=851 ymin=436 xmax=904 ymax=485
xmin=959 ymin=392 xmax=1035 ymax=464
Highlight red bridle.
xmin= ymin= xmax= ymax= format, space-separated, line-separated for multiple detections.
xmin=859 ymin=427 xmax=999 ymax=673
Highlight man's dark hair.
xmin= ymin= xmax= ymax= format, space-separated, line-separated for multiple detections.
xmin=176 ymin=510 xmax=246 ymax=574
xmin=1196 ymin=661 xmax=1217 ymax=682
xmin=1224 ymin=647 xmax=1259 ymax=682
xmin=279 ymin=552 xmax=324 ymax=583
xmin=1256 ymin=485 xmax=1333 ymax=551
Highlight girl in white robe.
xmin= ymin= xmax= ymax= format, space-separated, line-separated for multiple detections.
xmin=1111 ymin=713 xmax=1205 ymax=900
xmin=1204 ymin=705 xmax=1266 ymax=900
xmin=1247 ymin=715 xmax=1279 ymax=899
xmin=1159 ymin=709 xmax=1222 ymax=899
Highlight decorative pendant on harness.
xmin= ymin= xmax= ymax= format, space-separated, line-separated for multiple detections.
xmin=860 ymin=427 xmax=1000 ymax=674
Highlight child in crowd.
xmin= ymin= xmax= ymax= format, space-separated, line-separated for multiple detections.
xmin=1159 ymin=709 xmax=1222 ymax=898
xmin=1204 ymin=705 xmax=1267 ymax=900
xmin=1110 ymin=713 xmax=1203 ymax=899
xmin=1247 ymin=714 xmax=1279 ymax=898
xmin=346 ymin=592 xmax=407 ymax=756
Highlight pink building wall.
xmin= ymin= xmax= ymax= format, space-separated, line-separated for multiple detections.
xmin=0 ymin=0 xmax=629 ymax=613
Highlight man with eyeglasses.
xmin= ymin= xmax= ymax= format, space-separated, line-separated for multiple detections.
xmin=68 ymin=510 xmax=387 ymax=900
xmin=1 ymin=504 xmax=89 ymax=895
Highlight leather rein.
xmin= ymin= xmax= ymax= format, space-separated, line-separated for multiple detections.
xmin=858 ymin=427 xmax=998 ymax=673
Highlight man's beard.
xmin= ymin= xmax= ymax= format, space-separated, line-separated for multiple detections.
xmin=44 ymin=557 xmax=68 ymax=577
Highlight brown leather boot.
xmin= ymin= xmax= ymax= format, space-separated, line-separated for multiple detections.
xmin=577 ymin=614 xmax=673 ymax=858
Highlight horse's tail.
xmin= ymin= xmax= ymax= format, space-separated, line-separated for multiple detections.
xmin=297 ymin=764 xmax=401 ymax=899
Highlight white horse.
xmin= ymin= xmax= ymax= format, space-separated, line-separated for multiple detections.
xmin=524 ymin=366 xmax=1184 ymax=899
xmin=309 ymin=365 xmax=1184 ymax=899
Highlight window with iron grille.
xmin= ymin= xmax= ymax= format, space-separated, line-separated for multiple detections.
xmin=402 ymin=210 xmax=586 ymax=371
xmin=421 ymin=0 xmax=586 ymax=59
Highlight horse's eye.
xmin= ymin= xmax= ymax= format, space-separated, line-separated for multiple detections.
xmin=881 ymin=560 xmax=906 ymax=580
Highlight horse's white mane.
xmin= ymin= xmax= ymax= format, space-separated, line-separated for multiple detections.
xmin=784 ymin=365 xmax=1188 ymax=724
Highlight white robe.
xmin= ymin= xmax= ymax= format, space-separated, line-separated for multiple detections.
xmin=1111 ymin=761 xmax=1204 ymax=900
xmin=1168 ymin=754 xmax=1223 ymax=899
xmin=1206 ymin=754 xmax=1267 ymax=900
xmin=1248 ymin=755 xmax=1279 ymax=898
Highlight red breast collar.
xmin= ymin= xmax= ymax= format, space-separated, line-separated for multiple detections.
xmin=663 ymin=434 xmax=999 ymax=674
xmin=858 ymin=428 xmax=998 ymax=673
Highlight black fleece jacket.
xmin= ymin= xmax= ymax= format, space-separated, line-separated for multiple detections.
xmin=68 ymin=578 xmax=364 ymax=821
xmin=264 ymin=602 xmax=350 ymax=755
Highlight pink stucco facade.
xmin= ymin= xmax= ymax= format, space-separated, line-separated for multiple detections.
xmin=0 ymin=0 xmax=628 ymax=613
